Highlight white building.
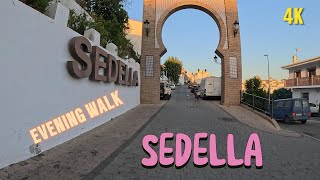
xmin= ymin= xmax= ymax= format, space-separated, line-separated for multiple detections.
xmin=178 ymin=74 xmax=185 ymax=85
xmin=282 ymin=56 xmax=320 ymax=104
xmin=126 ymin=19 xmax=142 ymax=54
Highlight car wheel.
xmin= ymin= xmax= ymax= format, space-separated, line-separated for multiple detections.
xmin=301 ymin=120 xmax=307 ymax=124
xmin=284 ymin=116 xmax=291 ymax=124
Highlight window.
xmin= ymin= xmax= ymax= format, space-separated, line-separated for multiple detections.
xmin=302 ymin=93 xmax=309 ymax=100
xmin=294 ymin=100 xmax=302 ymax=107
xmin=303 ymin=100 xmax=309 ymax=107
xmin=145 ymin=56 xmax=154 ymax=77
xmin=295 ymin=71 xmax=301 ymax=78
xmin=284 ymin=101 xmax=292 ymax=108
xmin=229 ymin=57 xmax=237 ymax=79
xmin=275 ymin=101 xmax=284 ymax=108
xmin=308 ymin=68 xmax=316 ymax=77
xmin=309 ymin=103 xmax=316 ymax=107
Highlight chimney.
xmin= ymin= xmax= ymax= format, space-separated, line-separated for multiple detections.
xmin=293 ymin=55 xmax=297 ymax=64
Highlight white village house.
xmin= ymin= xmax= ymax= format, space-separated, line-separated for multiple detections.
xmin=282 ymin=56 xmax=320 ymax=105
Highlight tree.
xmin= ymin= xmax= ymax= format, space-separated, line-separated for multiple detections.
xmin=272 ymin=88 xmax=292 ymax=100
xmin=75 ymin=0 xmax=140 ymax=62
xmin=163 ymin=57 xmax=183 ymax=84
xmin=245 ymin=76 xmax=267 ymax=97
xmin=21 ymin=0 xmax=52 ymax=13
xmin=244 ymin=76 xmax=268 ymax=111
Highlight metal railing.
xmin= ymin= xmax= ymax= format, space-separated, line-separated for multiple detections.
xmin=240 ymin=91 xmax=273 ymax=118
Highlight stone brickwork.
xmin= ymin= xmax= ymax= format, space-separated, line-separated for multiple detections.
xmin=141 ymin=0 xmax=242 ymax=105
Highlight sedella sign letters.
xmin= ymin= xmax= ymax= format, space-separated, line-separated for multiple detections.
xmin=67 ymin=36 xmax=139 ymax=86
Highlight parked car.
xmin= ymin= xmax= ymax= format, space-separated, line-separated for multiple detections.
xmin=199 ymin=77 xmax=221 ymax=100
xmin=309 ymin=102 xmax=319 ymax=116
xmin=170 ymin=84 xmax=176 ymax=90
xmin=271 ymin=98 xmax=311 ymax=124
xmin=160 ymin=81 xmax=172 ymax=100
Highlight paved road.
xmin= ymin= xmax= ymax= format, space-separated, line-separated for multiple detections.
xmin=279 ymin=117 xmax=320 ymax=140
xmin=84 ymin=86 xmax=320 ymax=180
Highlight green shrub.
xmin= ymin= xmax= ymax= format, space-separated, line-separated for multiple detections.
xmin=22 ymin=0 xmax=52 ymax=13
xmin=68 ymin=10 xmax=95 ymax=35
xmin=67 ymin=11 xmax=140 ymax=63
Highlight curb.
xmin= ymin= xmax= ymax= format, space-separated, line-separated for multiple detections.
xmin=240 ymin=104 xmax=282 ymax=131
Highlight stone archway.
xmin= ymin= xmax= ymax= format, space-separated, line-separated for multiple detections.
xmin=141 ymin=0 xmax=242 ymax=105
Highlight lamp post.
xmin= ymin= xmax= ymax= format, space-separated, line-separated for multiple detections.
xmin=214 ymin=55 xmax=221 ymax=64
xmin=144 ymin=20 xmax=150 ymax=37
xmin=264 ymin=54 xmax=271 ymax=104
xmin=233 ymin=21 xmax=240 ymax=37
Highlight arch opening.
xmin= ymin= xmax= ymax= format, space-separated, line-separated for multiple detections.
xmin=141 ymin=0 xmax=242 ymax=105
xmin=161 ymin=8 xmax=222 ymax=79
xmin=155 ymin=2 xmax=228 ymax=58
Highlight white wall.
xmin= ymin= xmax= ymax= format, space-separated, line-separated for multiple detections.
xmin=59 ymin=0 xmax=92 ymax=19
xmin=0 ymin=0 xmax=140 ymax=169
xmin=293 ymin=88 xmax=320 ymax=104
xmin=127 ymin=34 xmax=142 ymax=54
xmin=179 ymin=74 xmax=185 ymax=84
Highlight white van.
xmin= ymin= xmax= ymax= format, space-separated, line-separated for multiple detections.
xmin=200 ymin=77 xmax=221 ymax=99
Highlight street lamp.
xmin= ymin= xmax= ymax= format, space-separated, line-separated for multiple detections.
xmin=264 ymin=54 xmax=271 ymax=104
xmin=233 ymin=21 xmax=240 ymax=37
xmin=214 ymin=55 xmax=221 ymax=64
xmin=144 ymin=20 xmax=150 ymax=37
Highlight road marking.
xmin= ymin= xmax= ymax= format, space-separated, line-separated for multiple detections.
xmin=301 ymin=133 xmax=320 ymax=142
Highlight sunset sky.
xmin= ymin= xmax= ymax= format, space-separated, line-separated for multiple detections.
xmin=125 ymin=0 xmax=320 ymax=80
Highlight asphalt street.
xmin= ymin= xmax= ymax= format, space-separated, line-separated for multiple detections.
xmin=84 ymin=86 xmax=320 ymax=180
xmin=279 ymin=117 xmax=320 ymax=140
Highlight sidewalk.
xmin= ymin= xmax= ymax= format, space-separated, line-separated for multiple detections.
xmin=0 ymin=102 xmax=166 ymax=180
xmin=212 ymin=101 xmax=301 ymax=137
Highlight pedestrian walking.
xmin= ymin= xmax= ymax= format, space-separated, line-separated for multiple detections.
xmin=195 ymin=89 xmax=200 ymax=101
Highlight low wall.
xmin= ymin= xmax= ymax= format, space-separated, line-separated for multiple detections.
xmin=0 ymin=0 xmax=140 ymax=169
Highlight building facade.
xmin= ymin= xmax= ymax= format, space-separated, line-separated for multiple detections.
xmin=126 ymin=19 xmax=142 ymax=54
xmin=186 ymin=70 xmax=212 ymax=85
xmin=282 ymin=56 xmax=320 ymax=104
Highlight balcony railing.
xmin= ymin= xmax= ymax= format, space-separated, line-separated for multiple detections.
xmin=284 ymin=76 xmax=320 ymax=87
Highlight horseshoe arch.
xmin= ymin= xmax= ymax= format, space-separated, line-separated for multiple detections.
xmin=141 ymin=0 xmax=242 ymax=105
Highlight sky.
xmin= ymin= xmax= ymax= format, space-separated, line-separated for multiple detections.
xmin=125 ymin=0 xmax=320 ymax=80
